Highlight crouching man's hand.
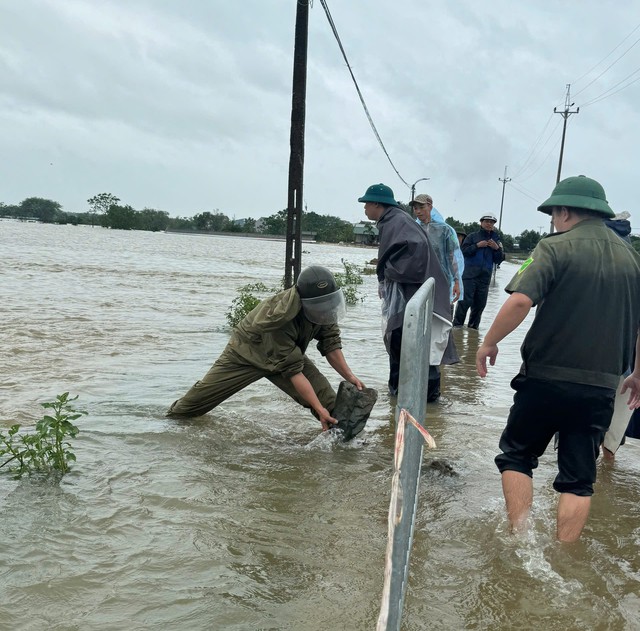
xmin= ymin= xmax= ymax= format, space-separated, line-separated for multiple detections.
xmin=317 ymin=407 xmax=338 ymax=432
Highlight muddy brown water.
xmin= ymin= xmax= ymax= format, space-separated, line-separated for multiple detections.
xmin=1 ymin=221 xmax=639 ymax=630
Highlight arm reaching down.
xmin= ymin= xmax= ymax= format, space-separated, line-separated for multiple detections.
xmin=476 ymin=292 xmax=533 ymax=377
xmin=289 ymin=372 xmax=338 ymax=431
xmin=325 ymin=348 xmax=365 ymax=390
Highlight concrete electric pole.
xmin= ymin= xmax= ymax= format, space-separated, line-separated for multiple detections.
xmin=498 ymin=166 xmax=511 ymax=233
xmin=549 ymin=84 xmax=579 ymax=233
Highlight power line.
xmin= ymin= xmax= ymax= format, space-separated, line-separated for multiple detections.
xmin=581 ymin=65 xmax=640 ymax=107
xmin=571 ymin=21 xmax=640 ymax=86
xmin=516 ymin=127 xmax=564 ymax=184
xmin=508 ymin=181 xmax=540 ymax=203
xmin=510 ymin=114 xmax=560 ymax=180
xmin=318 ymin=0 xmax=409 ymax=188
xmin=572 ymin=33 xmax=640 ymax=99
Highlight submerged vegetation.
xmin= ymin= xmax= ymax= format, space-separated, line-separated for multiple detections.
xmin=225 ymin=260 xmax=365 ymax=328
xmin=0 ymin=392 xmax=84 ymax=478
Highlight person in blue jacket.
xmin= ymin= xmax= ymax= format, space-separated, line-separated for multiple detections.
xmin=453 ymin=214 xmax=505 ymax=329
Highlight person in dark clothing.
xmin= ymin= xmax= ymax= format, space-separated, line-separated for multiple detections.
xmin=358 ymin=183 xmax=458 ymax=399
xmin=453 ymin=214 xmax=505 ymax=329
xmin=476 ymin=175 xmax=640 ymax=542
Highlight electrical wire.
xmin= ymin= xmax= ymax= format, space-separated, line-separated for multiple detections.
xmin=571 ymin=22 xmax=640 ymax=86
xmin=572 ymin=33 xmax=640 ymax=99
xmin=510 ymin=113 xmax=555 ymax=179
xmin=580 ymin=65 xmax=640 ymax=107
xmin=318 ymin=0 xmax=410 ymax=188
xmin=511 ymin=118 xmax=562 ymax=182
xmin=508 ymin=181 xmax=540 ymax=203
xmin=515 ymin=123 xmax=565 ymax=184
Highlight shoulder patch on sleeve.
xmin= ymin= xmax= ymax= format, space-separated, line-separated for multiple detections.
xmin=518 ymin=257 xmax=533 ymax=274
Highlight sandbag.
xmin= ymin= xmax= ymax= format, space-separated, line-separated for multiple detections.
xmin=332 ymin=381 xmax=378 ymax=441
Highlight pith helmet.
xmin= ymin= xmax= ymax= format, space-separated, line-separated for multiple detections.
xmin=358 ymin=183 xmax=397 ymax=206
xmin=537 ymin=175 xmax=614 ymax=217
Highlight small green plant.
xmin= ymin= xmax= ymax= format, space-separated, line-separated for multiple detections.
xmin=225 ymin=260 xmax=365 ymax=328
xmin=334 ymin=259 xmax=365 ymax=305
xmin=225 ymin=282 xmax=279 ymax=328
xmin=0 ymin=392 xmax=84 ymax=478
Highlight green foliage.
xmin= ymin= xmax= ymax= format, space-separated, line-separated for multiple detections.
xmin=193 ymin=210 xmax=231 ymax=232
xmin=104 ymin=204 xmax=138 ymax=230
xmin=138 ymin=208 xmax=170 ymax=232
xmin=630 ymin=235 xmax=640 ymax=254
xmin=333 ymin=259 xmax=364 ymax=304
xmin=260 ymin=209 xmax=288 ymax=236
xmin=225 ymin=282 xmax=279 ymax=328
xmin=19 ymin=197 xmax=62 ymax=223
xmin=87 ymin=192 xmax=120 ymax=215
xmin=445 ymin=216 xmax=480 ymax=237
xmin=518 ymin=229 xmax=543 ymax=252
xmin=225 ymin=260 xmax=365 ymax=328
xmin=0 ymin=393 xmax=84 ymax=479
xmin=302 ymin=211 xmax=354 ymax=242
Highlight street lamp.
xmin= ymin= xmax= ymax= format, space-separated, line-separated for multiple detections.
xmin=410 ymin=178 xmax=430 ymax=205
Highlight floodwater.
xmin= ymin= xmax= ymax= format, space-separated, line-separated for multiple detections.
xmin=1 ymin=220 xmax=639 ymax=631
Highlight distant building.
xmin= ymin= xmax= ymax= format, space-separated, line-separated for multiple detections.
xmin=353 ymin=221 xmax=379 ymax=245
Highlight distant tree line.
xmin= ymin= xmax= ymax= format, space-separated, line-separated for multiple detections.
xmin=0 ymin=194 xmax=355 ymax=243
xmin=4 ymin=194 xmax=634 ymax=254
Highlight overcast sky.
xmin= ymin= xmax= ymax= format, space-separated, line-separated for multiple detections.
xmin=1 ymin=0 xmax=639 ymax=235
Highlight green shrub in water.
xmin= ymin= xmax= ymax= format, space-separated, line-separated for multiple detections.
xmin=333 ymin=259 xmax=365 ymax=304
xmin=225 ymin=281 xmax=279 ymax=328
xmin=0 ymin=392 xmax=84 ymax=478
xmin=225 ymin=260 xmax=365 ymax=328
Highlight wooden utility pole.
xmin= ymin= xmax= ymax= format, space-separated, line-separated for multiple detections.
xmin=549 ymin=84 xmax=579 ymax=233
xmin=284 ymin=0 xmax=309 ymax=288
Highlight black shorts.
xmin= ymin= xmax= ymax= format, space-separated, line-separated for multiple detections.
xmin=494 ymin=375 xmax=615 ymax=496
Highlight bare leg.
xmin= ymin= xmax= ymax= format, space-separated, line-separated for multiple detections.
xmin=602 ymin=446 xmax=615 ymax=462
xmin=501 ymin=470 xmax=533 ymax=534
xmin=557 ymin=493 xmax=591 ymax=543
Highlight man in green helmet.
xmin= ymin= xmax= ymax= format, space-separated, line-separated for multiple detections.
xmin=475 ymin=175 xmax=640 ymax=542
xmin=167 ymin=266 xmax=365 ymax=432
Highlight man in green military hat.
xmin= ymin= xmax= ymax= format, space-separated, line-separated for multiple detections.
xmin=168 ymin=266 xmax=366 ymax=433
xmin=475 ymin=175 xmax=640 ymax=542
xmin=358 ymin=183 xmax=458 ymax=400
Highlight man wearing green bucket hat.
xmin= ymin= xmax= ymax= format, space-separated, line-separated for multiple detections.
xmin=475 ymin=175 xmax=640 ymax=542
xmin=358 ymin=183 xmax=458 ymax=400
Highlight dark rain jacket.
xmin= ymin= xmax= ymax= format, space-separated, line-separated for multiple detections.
xmin=375 ymin=205 xmax=451 ymax=320
xmin=228 ymin=287 xmax=342 ymax=379
xmin=461 ymin=229 xmax=505 ymax=279
xmin=604 ymin=218 xmax=632 ymax=243
xmin=376 ymin=205 xmax=458 ymax=365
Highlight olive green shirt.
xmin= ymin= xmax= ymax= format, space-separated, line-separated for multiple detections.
xmin=505 ymin=218 xmax=640 ymax=389
xmin=227 ymin=287 xmax=343 ymax=379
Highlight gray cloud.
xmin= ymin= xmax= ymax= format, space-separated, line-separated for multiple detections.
xmin=1 ymin=0 xmax=639 ymax=232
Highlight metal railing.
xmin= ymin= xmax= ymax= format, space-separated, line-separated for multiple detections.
xmin=378 ymin=278 xmax=435 ymax=631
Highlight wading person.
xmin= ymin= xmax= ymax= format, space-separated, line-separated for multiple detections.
xmin=475 ymin=175 xmax=640 ymax=542
xmin=168 ymin=266 xmax=365 ymax=431
xmin=410 ymin=193 xmax=464 ymax=399
xmin=410 ymin=193 xmax=463 ymax=304
xmin=453 ymin=214 xmax=505 ymax=329
xmin=358 ymin=183 xmax=457 ymax=400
